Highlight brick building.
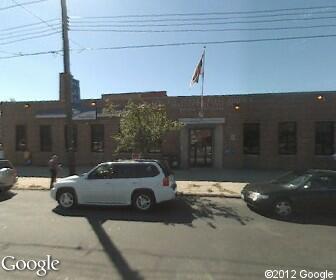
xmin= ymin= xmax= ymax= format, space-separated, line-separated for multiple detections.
xmin=0 ymin=90 xmax=335 ymax=170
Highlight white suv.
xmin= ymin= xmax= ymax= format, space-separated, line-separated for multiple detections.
xmin=51 ymin=160 xmax=176 ymax=211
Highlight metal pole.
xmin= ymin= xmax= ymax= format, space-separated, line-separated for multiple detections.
xmin=200 ymin=46 xmax=206 ymax=118
xmin=61 ymin=0 xmax=75 ymax=175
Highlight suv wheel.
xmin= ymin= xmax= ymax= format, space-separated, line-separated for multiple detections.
xmin=132 ymin=192 xmax=154 ymax=211
xmin=273 ymin=199 xmax=292 ymax=218
xmin=58 ymin=189 xmax=77 ymax=209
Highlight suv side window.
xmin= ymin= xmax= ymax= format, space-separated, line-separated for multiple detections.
xmin=133 ymin=164 xmax=159 ymax=178
xmin=111 ymin=164 xmax=133 ymax=179
xmin=88 ymin=164 xmax=113 ymax=179
xmin=111 ymin=163 xmax=159 ymax=178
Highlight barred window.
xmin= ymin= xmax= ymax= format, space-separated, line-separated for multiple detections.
xmin=243 ymin=123 xmax=260 ymax=155
xmin=315 ymin=122 xmax=334 ymax=155
xmin=91 ymin=124 xmax=104 ymax=152
xmin=40 ymin=125 xmax=52 ymax=152
xmin=279 ymin=122 xmax=297 ymax=155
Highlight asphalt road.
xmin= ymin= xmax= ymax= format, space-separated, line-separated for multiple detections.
xmin=0 ymin=190 xmax=335 ymax=280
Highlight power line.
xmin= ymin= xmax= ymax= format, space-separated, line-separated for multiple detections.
xmin=70 ymin=23 xmax=336 ymax=33
xmin=0 ymin=31 xmax=60 ymax=45
xmin=0 ymin=28 xmax=61 ymax=41
xmin=78 ymin=34 xmax=336 ymax=51
xmin=0 ymin=24 xmax=61 ymax=38
xmin=0 ymin=0 xmax=47 ymax=11
xmin=2 ymin=32 xmax=336 ymax=59
xmin=0 ymin=49 xmax=61 ymax=59
xmin=11 ymin=0 xmax=58 ymax=31
xmin=70 ymin=4 xmax=336 ymax=19
xmin=11 ymin=0 xmax=82 ymax=48
xmin=0 ymin=18 xmax=59 ymax=32
xmin=70 ymin=9 xmax=336 ymax=24
xmin=69 ymin=14 xmax=336 ymax=29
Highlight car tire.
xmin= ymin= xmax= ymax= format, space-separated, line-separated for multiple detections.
xmin=273 ymin=199 xmax=293 ymax=218
xmin=132 ymin=191 xmax=154 ymax=211
xmin=57 ymin=189 xmax=77 ymax=209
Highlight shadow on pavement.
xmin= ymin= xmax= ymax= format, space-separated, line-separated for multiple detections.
xmin=0 ymin=191 xmax=16 ymax=202
xmin=248 ymin=205 xmax=336 ymax=227
xmin=53 ymin=196 xmax=253 ymax=227
xmin=52 ymin=197 xmax=252 ymax=279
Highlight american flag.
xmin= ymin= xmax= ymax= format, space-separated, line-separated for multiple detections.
xmin=190 ymin=50 xmax=205 ymax=87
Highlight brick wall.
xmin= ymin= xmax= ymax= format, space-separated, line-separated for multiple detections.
xmin=1 ymin=91 xmax=336 ymax=170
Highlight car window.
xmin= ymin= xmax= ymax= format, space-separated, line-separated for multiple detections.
xmin=111 ymin=164 xmax=159 ymax=178
xmin=134 ymin=164 xmax=160 ymax=178
xmin=157 ymin=160 xmax=172 ymax=176
xmin=88 ymin=164 xmax=113 ymax=179
xmin=310 ymin=175 xmax=336 ymax=189
xmin=0 ymin=160 xmax=13 ymax=169
xmin=111 ymin=164 xmax=133 ymax=178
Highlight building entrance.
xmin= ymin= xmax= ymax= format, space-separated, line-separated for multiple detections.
xmin=189 ymin=128 xmax=213 ymax=167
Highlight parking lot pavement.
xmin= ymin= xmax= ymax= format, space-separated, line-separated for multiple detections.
xmin=0 ymin=190 xmax=335 ymax=280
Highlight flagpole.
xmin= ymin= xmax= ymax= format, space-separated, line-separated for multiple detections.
xmin=200 ymin=46 xmax=206 ymax=118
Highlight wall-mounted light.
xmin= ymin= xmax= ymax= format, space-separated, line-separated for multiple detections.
xmin=91 ymin=101 xmax=98 ymax=119
xmin=24 ymin=103 xmax=31 ymax=109
xmin=234 ymin=103 xmax=240 ymax=111
xmin=316 ymin=95 xmax=324 ymax=101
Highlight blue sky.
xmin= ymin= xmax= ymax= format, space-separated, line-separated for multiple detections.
xmin=1 ymin=0 xmax=336 ymax=101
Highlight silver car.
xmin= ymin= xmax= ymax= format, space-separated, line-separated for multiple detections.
xmin=0 ymin=160 xmax=18 ymax=193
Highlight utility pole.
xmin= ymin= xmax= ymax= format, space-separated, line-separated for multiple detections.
xmin=61 ymin=0 xmax=75 ymax=175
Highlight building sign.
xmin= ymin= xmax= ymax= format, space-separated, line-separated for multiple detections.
xmin=36 ymin=79 xmax=99 ymax=120
xmin=71 ymin=78 xmax=81 ymax=105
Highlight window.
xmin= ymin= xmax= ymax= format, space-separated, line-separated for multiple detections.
xmin=111 ymin=163 xmax=159 ymax=178
xmin=88 ymin=164 xmax=113 ymax=179
xmin=279 ymin=122 xmax=297 ymax=155
xmin=91 ymin=124 xmax=104 ymax=152
xmin=315 ymin=122 xmax=334 ymax=155
xmin=64 ymin=125 xmax=78 ymax=151
xmin=243 ymin=123 xmax=260 ymax=155
xmin=40 ymin=125 xmax=52 ymax=152
xmin=134 ymin=164 xmax=160 ymax=177
xmin=310 ymin=175 xmax=336 ymax=189
xmin=15 ymin=125 xmax=27 ymax=151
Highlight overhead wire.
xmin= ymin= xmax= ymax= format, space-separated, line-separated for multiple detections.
xmin=2 ymin=33 xmax=336 ymax=59
xmin=69 ymin=4 xmax=336 ymax=19
xmin=70 ymin=9 xmax=336 ymax=24
xmin=0 ymin=24 xmax=61 ymax=39
xmin=69 ymin=23 xmax=336 ymax=33
xmin=10 ymin=0 xmax=82 ymax=48
xmin=0 ymin=0 xmax=47 ymax=11
xmin=0 ymin=31 xmax=61 ymax=45
xmin=0 ymin=18 xmax=60 ymax=32
xmin=69 ymin=14 xmax=336 ymax=29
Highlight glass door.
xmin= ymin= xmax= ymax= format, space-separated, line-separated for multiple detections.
xmin=189 ymin=128 xmax=213 ymax=167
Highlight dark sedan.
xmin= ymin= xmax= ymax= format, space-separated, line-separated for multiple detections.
xmin=241 ymin=170 xmax=336 ymax=218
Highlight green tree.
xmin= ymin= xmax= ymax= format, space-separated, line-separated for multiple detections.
xmin=107 ymin=101 xmax=182 ymax=154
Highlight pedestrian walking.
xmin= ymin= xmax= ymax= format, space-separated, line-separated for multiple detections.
xmin=48 ymin=155 xmax=59 ymax=189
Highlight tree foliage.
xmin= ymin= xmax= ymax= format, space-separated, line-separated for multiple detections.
xmin=107 ymin=102 xmax=182 ymax=154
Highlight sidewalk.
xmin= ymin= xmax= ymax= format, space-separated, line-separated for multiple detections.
xmin=12 ymin=166 xmax=287 ymax=198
